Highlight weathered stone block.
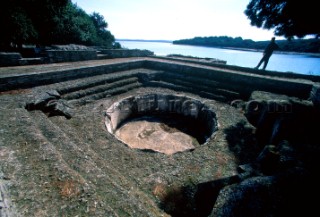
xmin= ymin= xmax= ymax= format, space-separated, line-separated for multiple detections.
xmin=99 ymin=49 xmax=154 ymax=58
xmin=0 ymin=52 xmax=25 ymax=66
xmin=309 ymin=84 xmax=320 ymax=109
xmin=46 ymin=50 xmax=97 ymax=63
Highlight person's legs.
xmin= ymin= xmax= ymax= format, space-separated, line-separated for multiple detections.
xmin=262 ymin=56 xmax=270 ymax=70
xmin=255 ymin=59 xmax=262 ymax=69
xmin=255 ymin=55 xmax=266 ymax=69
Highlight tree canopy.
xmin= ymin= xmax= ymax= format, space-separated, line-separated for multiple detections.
xmin=0 ymin=0 xmax=115 ymax=50
xmin=245 ymin=0 xmax=320 ymax=39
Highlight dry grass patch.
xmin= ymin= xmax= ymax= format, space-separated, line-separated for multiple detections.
xmin=55 ymin=180 xmax=80 ymax=198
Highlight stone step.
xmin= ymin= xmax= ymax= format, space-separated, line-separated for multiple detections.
xmin=70 ymin=82 xmax=143 ymax=106
xmin=27 ymin=110 xmax=157 ymax=216
xmin=157 ymin=71 xmax=221 ymax=87
xmin=97 ymin=54 xmax=110 ymax=60
xmin=56 ymin=69 xmax=144 ymax=95
xmin=23 ymin=57 xmax=44 ymax=65
xmin=11 ymin=109 xmax=90 ymax=203
xmin=158 ymin=76 xmax=240 ymax=100
xmin=146 ymin=81 xmax=227 ymax=102
xmin=156 ymin=71 xmax=242 ymax=99
xmin=62 ymin=77 xmax=139 ymax=100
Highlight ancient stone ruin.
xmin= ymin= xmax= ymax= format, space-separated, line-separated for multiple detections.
xmin=105 ymin=94 xmax=217 ymax=154
xmin=0 ymin=45 xmax=155 ymax=66
xmin=1 ymin=56 xmax=320 ymax=217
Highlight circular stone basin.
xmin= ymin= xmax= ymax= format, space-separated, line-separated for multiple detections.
xmin=104 ymin=94 xmax=218 ymax=155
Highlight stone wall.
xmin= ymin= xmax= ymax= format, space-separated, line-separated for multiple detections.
xmin=309 ymin=84 xmax=320 ymax=109
xmin=0 ymin=49 xmax=155 ymax=66
xmin=0 ymin=58 xmax=316 ymax=103
xmin=99 ymin=49 xmax=154 ymax=58
xmin=46 ymin=50 xmax=98 ymax=63
xmin=0 ymin=61 xmax=145 ymax=92
xmin=145 ymin=60 xmax=314 ymax=100
xmin=0 ymin=52 xmax=26 ymax=66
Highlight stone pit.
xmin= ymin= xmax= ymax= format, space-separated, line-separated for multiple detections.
xmin=105 ymin=93 xmax=218 ymax=154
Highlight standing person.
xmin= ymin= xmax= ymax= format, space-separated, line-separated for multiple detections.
xmin=255 ymin=37 xmax=279 ymax=70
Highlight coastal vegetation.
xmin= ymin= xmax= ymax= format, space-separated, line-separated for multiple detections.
xmin=173 ymin=36 xmax=320 ymax=53
xmin=171 ymin=0 xmax=319 ymax=54
xmin=0 ymin=0 xmax=115 ymax=50
xmin=1 ymin=0 xmax=319 ymax=54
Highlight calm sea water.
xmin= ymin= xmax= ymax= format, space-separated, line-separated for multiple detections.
xmin=118 ymin=40 xmax=320 ymax=76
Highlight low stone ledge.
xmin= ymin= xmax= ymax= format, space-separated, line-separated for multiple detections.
xmin=144 ymin=60 xmax=314 ymax=99
xmin=46 ymin=50 xmax=97 ymax=63
xmin=0 ymin=58 xmax=316 ymax=103
xmin=309 ymin=84 xmax=320 ymax=109
xmin=99 ymin=49 xmax=154 ymax=58
xmin=0 ymin=52 xmax=26 ymax=66
xmin=0 ymin=47 xmax=153 ymax=66
xmin=156 ymin=55 xmax=227 ymax=65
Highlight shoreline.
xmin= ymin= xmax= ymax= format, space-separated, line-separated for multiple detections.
xmin=174 ymin=43 xmax=320 ymax=57
xmin=118 ymin=39 xmax=320 ymax=57
xmin=221 ymin=46 xmax=320 ymax=57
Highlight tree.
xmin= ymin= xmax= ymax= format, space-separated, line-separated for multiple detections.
xmin=53 ymin=3 xmax=97 ymax=45
xmin=0 ymin=0 xmax=115 ymax=50
xmin=90 ymin=12 xmax=115 ymax=47
xmin=50 ymin=5 xmax=115 ymax=47
xmin=28 ymin=0 xmax=70 ymax=45
xmin=0 ymin=0 xmax=69 ymax=49
xmin=0 ymin=8 xmax=38 ymax=49
xmin=245 ymin=0 xmax=320 ymax=39
xmin=0 ymin=0 xmax=37 ymax=49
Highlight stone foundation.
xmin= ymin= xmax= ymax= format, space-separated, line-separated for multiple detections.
xmin=0 ymin=48 xmax=154 ymax=66
xmin=98 ymin=49 xmax=154 ymax=58
xmin=46 ymin=50 xmax=98 ymax=63
xmin=0 ymin=52 xmax=26 ymax=66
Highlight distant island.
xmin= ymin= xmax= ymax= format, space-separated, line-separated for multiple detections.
xmin=117 ymin=39 xmax=173 ymax=43
xmin=173 ymin=36 xmax=320 ymax=54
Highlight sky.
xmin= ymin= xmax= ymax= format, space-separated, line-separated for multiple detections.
xmin=71 ymin=0 xmax=282 ymax=41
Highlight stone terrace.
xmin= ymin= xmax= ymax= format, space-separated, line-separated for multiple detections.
xmin=0 ymin=57 xmax=320 ymax=217
xmin=1 ymin=57 xmax=318 ymax=101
